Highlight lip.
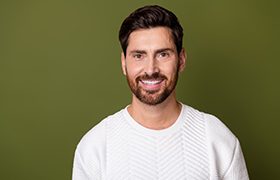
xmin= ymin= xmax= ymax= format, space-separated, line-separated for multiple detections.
xmin=139 ymin=79 xmax=164 ymax=91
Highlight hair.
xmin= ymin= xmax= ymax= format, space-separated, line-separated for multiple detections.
xmin=119 ymin=5 xmax=183 ymax=56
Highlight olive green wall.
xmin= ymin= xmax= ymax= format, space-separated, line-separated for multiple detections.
xmin=0 ymin=0 xmax=279 ymax=179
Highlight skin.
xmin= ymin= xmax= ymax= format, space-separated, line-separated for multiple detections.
xmin=121 ymin=27 xmax=186 ymax=130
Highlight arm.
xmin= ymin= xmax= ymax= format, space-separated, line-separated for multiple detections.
xmin=222 ymin=139 xmax=249 ymax=180
xmin=72 ymin=149 xmax=101 ymax=180
xmin=205 ymin=114 xmax=249 ymax=180
xmin=72 ymin=120 xmax=107 ymax=180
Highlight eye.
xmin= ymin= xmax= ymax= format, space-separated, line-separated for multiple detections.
xmin=133 ymin=53 xmax=143 ymax=60
xmin=158 ymin=51 xmax=169 ymax=59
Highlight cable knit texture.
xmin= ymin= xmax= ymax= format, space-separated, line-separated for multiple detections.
xmin=73 ymin=104 xmax=249 ymax=180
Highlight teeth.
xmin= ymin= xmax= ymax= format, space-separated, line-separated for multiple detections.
xmin=141 ymin=80 xmax=161 ymax=85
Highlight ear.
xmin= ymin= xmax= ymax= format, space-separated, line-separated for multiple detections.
xmin=178 ymin=48 xmax=186 ymax=72
xmin=121 ymin=52 xmax=127 ymax=75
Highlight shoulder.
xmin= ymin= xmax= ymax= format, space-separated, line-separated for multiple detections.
xmin=182 ymin=104 xmax=237 ymax=147
xmin=72 ymin=109 xmax=125 ymax=179
xmin=203 ymin=113 xmax=248 ymax=179
xmin=182 ymin=104 xmax=241 ymax=176
xmin=204 ymin=113 xmax=237 ymax=146
xmin=202 ymin=111 xmax=243 ymax=178
xmin=183 ymin=104 xmax=237 ymax=152
xmin=75 ymin=109 xmax=124 ymax=155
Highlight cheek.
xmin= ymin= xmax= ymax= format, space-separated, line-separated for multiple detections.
xmin=162 ymin=63 xmax=178 ymax=75
xmin=126 ymin=63 xmax=144 ymax=77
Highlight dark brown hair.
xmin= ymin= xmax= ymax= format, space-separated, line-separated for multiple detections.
xmin=119 ymin=5 xmax=183 ymax=56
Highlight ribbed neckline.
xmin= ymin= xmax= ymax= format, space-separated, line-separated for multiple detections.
xmin=122 ymin=103 xmax=186 ymax=137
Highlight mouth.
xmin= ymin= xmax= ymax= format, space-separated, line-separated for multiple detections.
xmin=140 ymin=79 xmax=163 ymax=85
xmin=139 ymin=79 xmax=164 ymax=91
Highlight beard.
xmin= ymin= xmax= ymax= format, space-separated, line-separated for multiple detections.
xmin=126 ymin=69 xmax=179 ymax=106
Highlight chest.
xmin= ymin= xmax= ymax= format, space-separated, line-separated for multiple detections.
xmin=105 ymin=127 xmax=209 ymax=180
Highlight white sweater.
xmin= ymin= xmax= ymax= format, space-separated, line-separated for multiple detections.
xmin=72 ymin=104 xmax=249 ymax=180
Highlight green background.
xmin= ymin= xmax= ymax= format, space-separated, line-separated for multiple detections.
xmin=0 ymin=0 xmax=279 ymax=179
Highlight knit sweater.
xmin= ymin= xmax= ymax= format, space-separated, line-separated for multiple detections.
xmin=72 ymin=104 xmax=249 ymax=180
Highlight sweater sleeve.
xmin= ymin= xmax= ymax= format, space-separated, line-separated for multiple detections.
xmin=222 ymin=139 xmax=249 ymax=180
xmin=72 ymin=120 xmax=107 ymax=180
xmin=205 ymin=114 xmax=249 ymax=180
xmin=72 ymin=149 xmax=101 ymax=180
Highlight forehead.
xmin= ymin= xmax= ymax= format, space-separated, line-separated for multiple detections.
xmin=127 ymin=27 xmax=175 ymax=51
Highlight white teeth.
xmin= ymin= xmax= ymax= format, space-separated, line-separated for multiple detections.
xmin=141 ymin=80 xmax=161 ymax=85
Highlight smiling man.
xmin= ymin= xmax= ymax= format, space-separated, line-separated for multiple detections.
xmin=72 ymin=5 xmax=249 ymax=180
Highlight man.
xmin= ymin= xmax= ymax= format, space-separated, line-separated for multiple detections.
xmin=72 ymin=5 xmax=249 ymax=180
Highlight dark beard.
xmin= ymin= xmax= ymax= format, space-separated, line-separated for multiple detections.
xmin=126 ymin=70 xmax=179 ymax=105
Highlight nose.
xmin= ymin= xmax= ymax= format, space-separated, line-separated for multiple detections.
xmin=145 ymin=57 xmax=159 ymax=75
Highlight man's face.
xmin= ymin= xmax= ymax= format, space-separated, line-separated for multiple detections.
xmin=121 ymin=27 xmax=185 ymax=105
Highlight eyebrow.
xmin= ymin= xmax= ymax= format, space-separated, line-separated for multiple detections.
xmin=128 ymin=48 xmax=175 ymax=56
xmin=129 ymin=50 xmax=147 ymax=55
xmin=155 ymin=48 xmax=175 ymax=54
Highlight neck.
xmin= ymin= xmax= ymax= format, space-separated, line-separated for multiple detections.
xmin=127 ymin=91 xmax=182 ymax=130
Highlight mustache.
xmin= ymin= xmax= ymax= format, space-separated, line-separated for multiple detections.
xmin=136 ymin=72 xmax=167 ymax=82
